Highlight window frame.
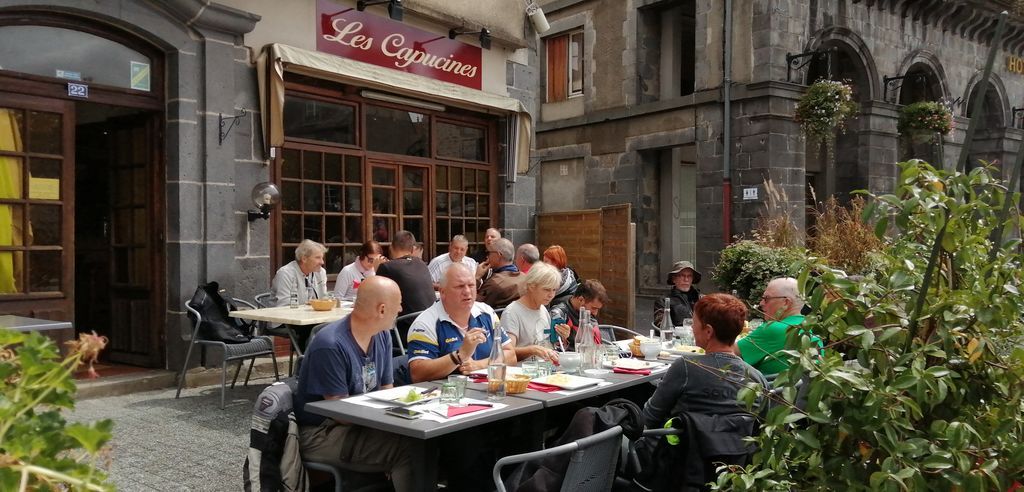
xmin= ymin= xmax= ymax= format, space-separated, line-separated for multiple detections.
xmin=545 ymin=29 xmax=585 ymax=103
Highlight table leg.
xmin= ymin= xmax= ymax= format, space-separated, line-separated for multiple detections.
xmin=411 ymin=439 xmax=438 ymax=492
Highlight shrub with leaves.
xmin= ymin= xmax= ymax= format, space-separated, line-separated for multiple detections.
xmin=0 ymin=328 xmax=113 ymax=491
xmin=794 ymin=80 xmax=859 ymax=143
xmin=712 ymin=240 xmax=803 ymax=306
xmin=898 ymin=101 xmax=953 ymax=138
xmin=715 ymin=160 xmax=1024 ymax=490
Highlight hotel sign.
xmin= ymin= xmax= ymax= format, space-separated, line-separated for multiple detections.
xmin=1008 ymin=55 xmax=1024 ymax=74
xmin=316 ymin=0 xmax=482 ymax=90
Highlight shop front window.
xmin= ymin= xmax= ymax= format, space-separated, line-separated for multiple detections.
xmin=365 ymin=105 xmax=429 ymax=157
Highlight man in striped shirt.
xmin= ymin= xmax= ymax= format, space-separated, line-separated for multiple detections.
xmin=427 ymin=235 xmax=478 ymax=290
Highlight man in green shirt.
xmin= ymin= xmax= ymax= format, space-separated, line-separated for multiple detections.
xmin=736 ymin=277 xmax=818 ymax=376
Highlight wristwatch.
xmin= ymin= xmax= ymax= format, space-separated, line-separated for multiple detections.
xmin=449 ymin=351 xmax=462 ymax=365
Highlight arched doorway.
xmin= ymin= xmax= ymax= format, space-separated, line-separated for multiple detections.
xmin=897 ymin=62 xmax=945 ymax=165
xmin=964 ymin=80 xmax=1006 ymax=171
xmin=0 ymin=13 xmax=166 ymax=367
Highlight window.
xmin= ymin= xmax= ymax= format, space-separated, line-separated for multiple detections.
xmin=545 ymin=30 xmax=584 ymax=103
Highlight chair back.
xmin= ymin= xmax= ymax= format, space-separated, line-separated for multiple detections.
xmin=597 ymin=324 xmax=641 ymax=344
xmin=560 ymin=425 xmax=623 ymax=492
xmin=183 ymin=301 xmax=204 ymax=342
xmin=254 ymin=292 xmax=273 ymax=308
xmin=392 ymin=310 xmax=423 ymax=356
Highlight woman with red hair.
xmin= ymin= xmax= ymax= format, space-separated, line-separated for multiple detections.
xmin=542 ymin=245 xmax=578 ymax=303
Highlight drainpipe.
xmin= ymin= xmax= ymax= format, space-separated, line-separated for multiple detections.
xmin=722 ymin=0 xmax=733 ymax=245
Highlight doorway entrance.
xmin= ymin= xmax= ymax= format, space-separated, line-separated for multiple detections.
xmin=74 ymin=102 xmax=163 ymax=367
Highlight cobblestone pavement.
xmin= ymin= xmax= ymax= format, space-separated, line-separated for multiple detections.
xmin=67 ymin=375 xmax=277 ymax=491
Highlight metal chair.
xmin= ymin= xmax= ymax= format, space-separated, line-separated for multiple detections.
xmin=493 ymin=425 xmax=623 ymax=492
xmin=255 ymin=291 xmax=305 ymax=376
xmin=597 ymin=324 xmax=642 ymax=344
xmin=177 ymin=300 xmax=280 ymax=409
xmin=392 ymin=310 xmax=423 ymax=356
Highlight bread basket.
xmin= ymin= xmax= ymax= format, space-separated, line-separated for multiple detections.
xmin=309 ymin=299 xmax=335 ymax=311
xmin=505 ymin=374 xmax=532 ymax=394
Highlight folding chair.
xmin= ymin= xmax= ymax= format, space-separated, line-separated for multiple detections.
xmin=255 ymin=291 xmax=304 ymax=376
xmin=177 ymin=300 xmax=280 ymax=409
xmin=493 ymin=425 xmax=623 ymax=492
xmin=597 ymin=324 xmax=642 ymax=344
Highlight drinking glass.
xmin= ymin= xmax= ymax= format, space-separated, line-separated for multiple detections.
xmin=440 ymin=382 xmax=459 ymax=404
xmin=447 ymin=375 xmax=469 ymax=399
xmin=536 ymin=361 xmax=553 ymax=378
xmin=521 ymin=359 xmax=539 ymax=378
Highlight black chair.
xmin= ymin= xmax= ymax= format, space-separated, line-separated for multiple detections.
xmin=255 ymin=291 xmax=304 ymax=376
xmin=392 ymin=310 xmax=423 ymax=356
xmin=493 ymin=425 xmax=623 ymax=492
xmin=177 ymin=299 xmax=279 ymax=409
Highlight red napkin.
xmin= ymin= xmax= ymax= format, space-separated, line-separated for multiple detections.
xmin=447 ymin=404 xmax=491 ymax=417
xmin=527 ymin=382 xmax=562 ymax=393
xmin=613 ymin=367 xmax=651 ymax=376
xmin=467 ymin=373 xmax=487 ymax=382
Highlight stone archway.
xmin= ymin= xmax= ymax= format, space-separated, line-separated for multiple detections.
xmin=896 ymin=59 xmax=947 ymax=165
xmin=964 ymin=78 xmax=1007 ymax=172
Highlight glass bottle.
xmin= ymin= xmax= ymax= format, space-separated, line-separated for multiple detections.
xmin=576 ymin=307 xmax=597 ymax=370
xmin=661 ymin=297 xmax=674 ymax=345
xmin=487 ymin=325 xmax=506 ymax=400
xmin=290 ymin=277 xmax=300 ymax=309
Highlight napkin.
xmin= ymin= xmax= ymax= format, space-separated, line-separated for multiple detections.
xmin=526 ymin=382 xmax=562 ymax=393
xmin=613 ymin=367 xmax=651 ymax=376
xmin=447 ymin=404 xmax=491 ymax=417
xmin=467 ymin=373 xmax=487 ymax=382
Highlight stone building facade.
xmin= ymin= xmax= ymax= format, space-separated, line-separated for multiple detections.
xmin=532 ymin=0 xmax=1024 ymax=327
xmin=0 ymin=0 xmax=542 ymax=371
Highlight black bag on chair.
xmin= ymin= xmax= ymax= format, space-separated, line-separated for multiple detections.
xmin=189 ymin=281 xmax=253 ymax=344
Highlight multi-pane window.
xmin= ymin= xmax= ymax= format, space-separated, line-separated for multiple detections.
xmin=0 ymin=107 xmax=65 ymax=294
xmin=279 ymin=85 xmax=496 ymax=274
xmin=545 ymin=29 xmax=584 ymax=103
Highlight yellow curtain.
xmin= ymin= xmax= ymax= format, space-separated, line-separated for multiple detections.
xmin=0 ymin=108 xmax=23 ymax=294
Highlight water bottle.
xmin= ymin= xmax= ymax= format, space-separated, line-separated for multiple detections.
xmin=575 ymin=308 xmax=597 ymax=371
xmin=661 ymin=297 xmax=674 ymax=345
xmin=289 ymin=292 xmax=299 ymax=309
xmin=487 ymin=325 xmax=506 ymax=400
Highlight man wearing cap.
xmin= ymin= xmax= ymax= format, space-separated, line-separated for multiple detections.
xmin=654 ymin=260 xmax=703 ymax=326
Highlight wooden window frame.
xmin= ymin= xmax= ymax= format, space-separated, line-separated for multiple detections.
xmin=545 ymin=29 xmax=584 ymax=103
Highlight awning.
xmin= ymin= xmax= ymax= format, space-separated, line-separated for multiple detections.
xmin=256 ymin=43 xmax=532 ymax=174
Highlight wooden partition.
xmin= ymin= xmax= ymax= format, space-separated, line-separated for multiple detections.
xmin=536 ymin=204 xmax=635 ymax=327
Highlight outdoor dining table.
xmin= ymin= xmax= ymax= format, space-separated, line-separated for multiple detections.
xmin=227 ymin=303 xmax=353 ymax=326
xmin=0 ymin=315 xmax=75 ymax=355
xmin=304 ymin=388 xmax=544 ymax=492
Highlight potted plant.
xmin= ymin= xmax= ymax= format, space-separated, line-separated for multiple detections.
xmin=898 ymin=101 xmax=953 ymax=143
xmin=794 ymin=80 xmax=859 ymax=144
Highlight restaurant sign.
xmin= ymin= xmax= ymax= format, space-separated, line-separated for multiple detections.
xmin=1008 ymin=55 xmax=1024 ymax=75
xmin=316 ymin=0 xmax=482 ymax=90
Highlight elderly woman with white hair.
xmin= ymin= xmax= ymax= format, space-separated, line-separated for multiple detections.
xmin=271 ymin=239 xmax=329 ymax=307
xmin=500 ymin=262 xmax=561 ymax=364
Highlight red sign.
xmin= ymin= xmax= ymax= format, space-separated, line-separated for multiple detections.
xmin=316 ymin=0 xmax=482 ymax=90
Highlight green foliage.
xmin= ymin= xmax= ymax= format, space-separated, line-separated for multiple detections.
xmin=714 ymin=160 xmax=1024 ymax=491
xmin=0 ymin=328 xmax=113 ymax=491
xmin=808 ymin=196 xmax=885 ymax=276
xmin=794 ymin=80 xmax=859 ymax=143
xmin=712 ymin=240 xmax=803 ymax=305
xmin=898 ymin=101 xmax=953 ymax=138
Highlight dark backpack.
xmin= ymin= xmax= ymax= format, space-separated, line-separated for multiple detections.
xmin=188 ymin=281 xmax=253 ymax=344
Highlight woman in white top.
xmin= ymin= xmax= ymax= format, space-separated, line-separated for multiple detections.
xmin=500 ymin=262 xmax=562 ymax=364
xmin=334 ymin=240 xmax=386 ymax=301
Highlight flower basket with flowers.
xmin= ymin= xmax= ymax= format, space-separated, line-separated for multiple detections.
xmin=794 ymin=80 xmax=859 ymax=143
xmin=898 ymin=101 xmax=952 ymax=143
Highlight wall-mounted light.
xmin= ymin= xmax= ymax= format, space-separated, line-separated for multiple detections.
xmin=356 ymin=0 xmax=403 ymax=21
xmin=449 ymin=27 xmax=491 ymax=50
xmin=360 ymin=90 xmax=446 ymax=112
xmin=526 ymin=1 xmax=550 ymax=34
xmin=247 ymin=182 xmax=281 ymax=222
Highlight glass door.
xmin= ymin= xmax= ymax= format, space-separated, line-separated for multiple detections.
xmin=368 ymin=160 xmax=430 ymax=255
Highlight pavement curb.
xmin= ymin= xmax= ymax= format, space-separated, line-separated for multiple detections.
xmin=76 ymin=356 xmax=285 ymax=400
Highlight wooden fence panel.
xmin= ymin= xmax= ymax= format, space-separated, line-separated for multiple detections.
xmin=536 ymin=204 xmax=634 ymax=327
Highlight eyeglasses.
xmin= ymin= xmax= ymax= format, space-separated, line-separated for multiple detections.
xmin=760 ymin=295 xmax=790 ymax=302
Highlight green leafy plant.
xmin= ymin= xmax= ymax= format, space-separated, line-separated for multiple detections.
xmin=712 ymin=240 xmax=803 ymax=306
xmin=898 ymin=101 xmax=953 ymax=138
xmin=0 ymin=328 xmax=113 ymax=491
xmin=715 ymin=160 xmax=1024 ymax=491
xmin=794 ymin=80 xmax=859 ymax=143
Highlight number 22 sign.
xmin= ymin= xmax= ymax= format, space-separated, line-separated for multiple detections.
xmin=67 ymin=82 xmax=88 ymax=98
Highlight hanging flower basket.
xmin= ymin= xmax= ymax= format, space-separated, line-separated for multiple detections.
xmin=898 ymin=101 xmax=953 ymax=143
xmin=794 ymin=80 xmax=859 ymax=143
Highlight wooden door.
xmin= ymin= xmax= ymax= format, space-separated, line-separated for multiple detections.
xmin=0 ymin=93 xmax=75 ymax=321
xmin=367 ymin=160 xmax=430 ymax=253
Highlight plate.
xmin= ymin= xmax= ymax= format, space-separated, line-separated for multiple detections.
xmin=603 ymin=358 xmax=662 ymax=370
xmin=364 ymin=386 xmax=441 ymax=406
xmin=532 ymin=373 xmax=603 ymax=390
xmin=662 ymin=343 xmax=704 ymax=355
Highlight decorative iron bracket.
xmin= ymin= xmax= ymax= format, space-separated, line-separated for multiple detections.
xmin=218 ymin=109 xmax=248 ymax=145
xmin=883 ymin=73 xmax=928 ymax=103
xmin=785 ymin=48 xmax=834 ymax=84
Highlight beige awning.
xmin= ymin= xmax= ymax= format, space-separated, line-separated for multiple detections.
xmin=256 ymin=43 xmax=532 ymax=174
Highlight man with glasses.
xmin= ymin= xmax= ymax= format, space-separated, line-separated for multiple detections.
xmin=736 ymin=277 xmax=819 ymax=376
xmin=476 ymin=238 xmax=524 ymax=309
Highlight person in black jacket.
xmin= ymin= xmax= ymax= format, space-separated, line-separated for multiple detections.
xmin=653 ymin=260 xmax=702 ymax=327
